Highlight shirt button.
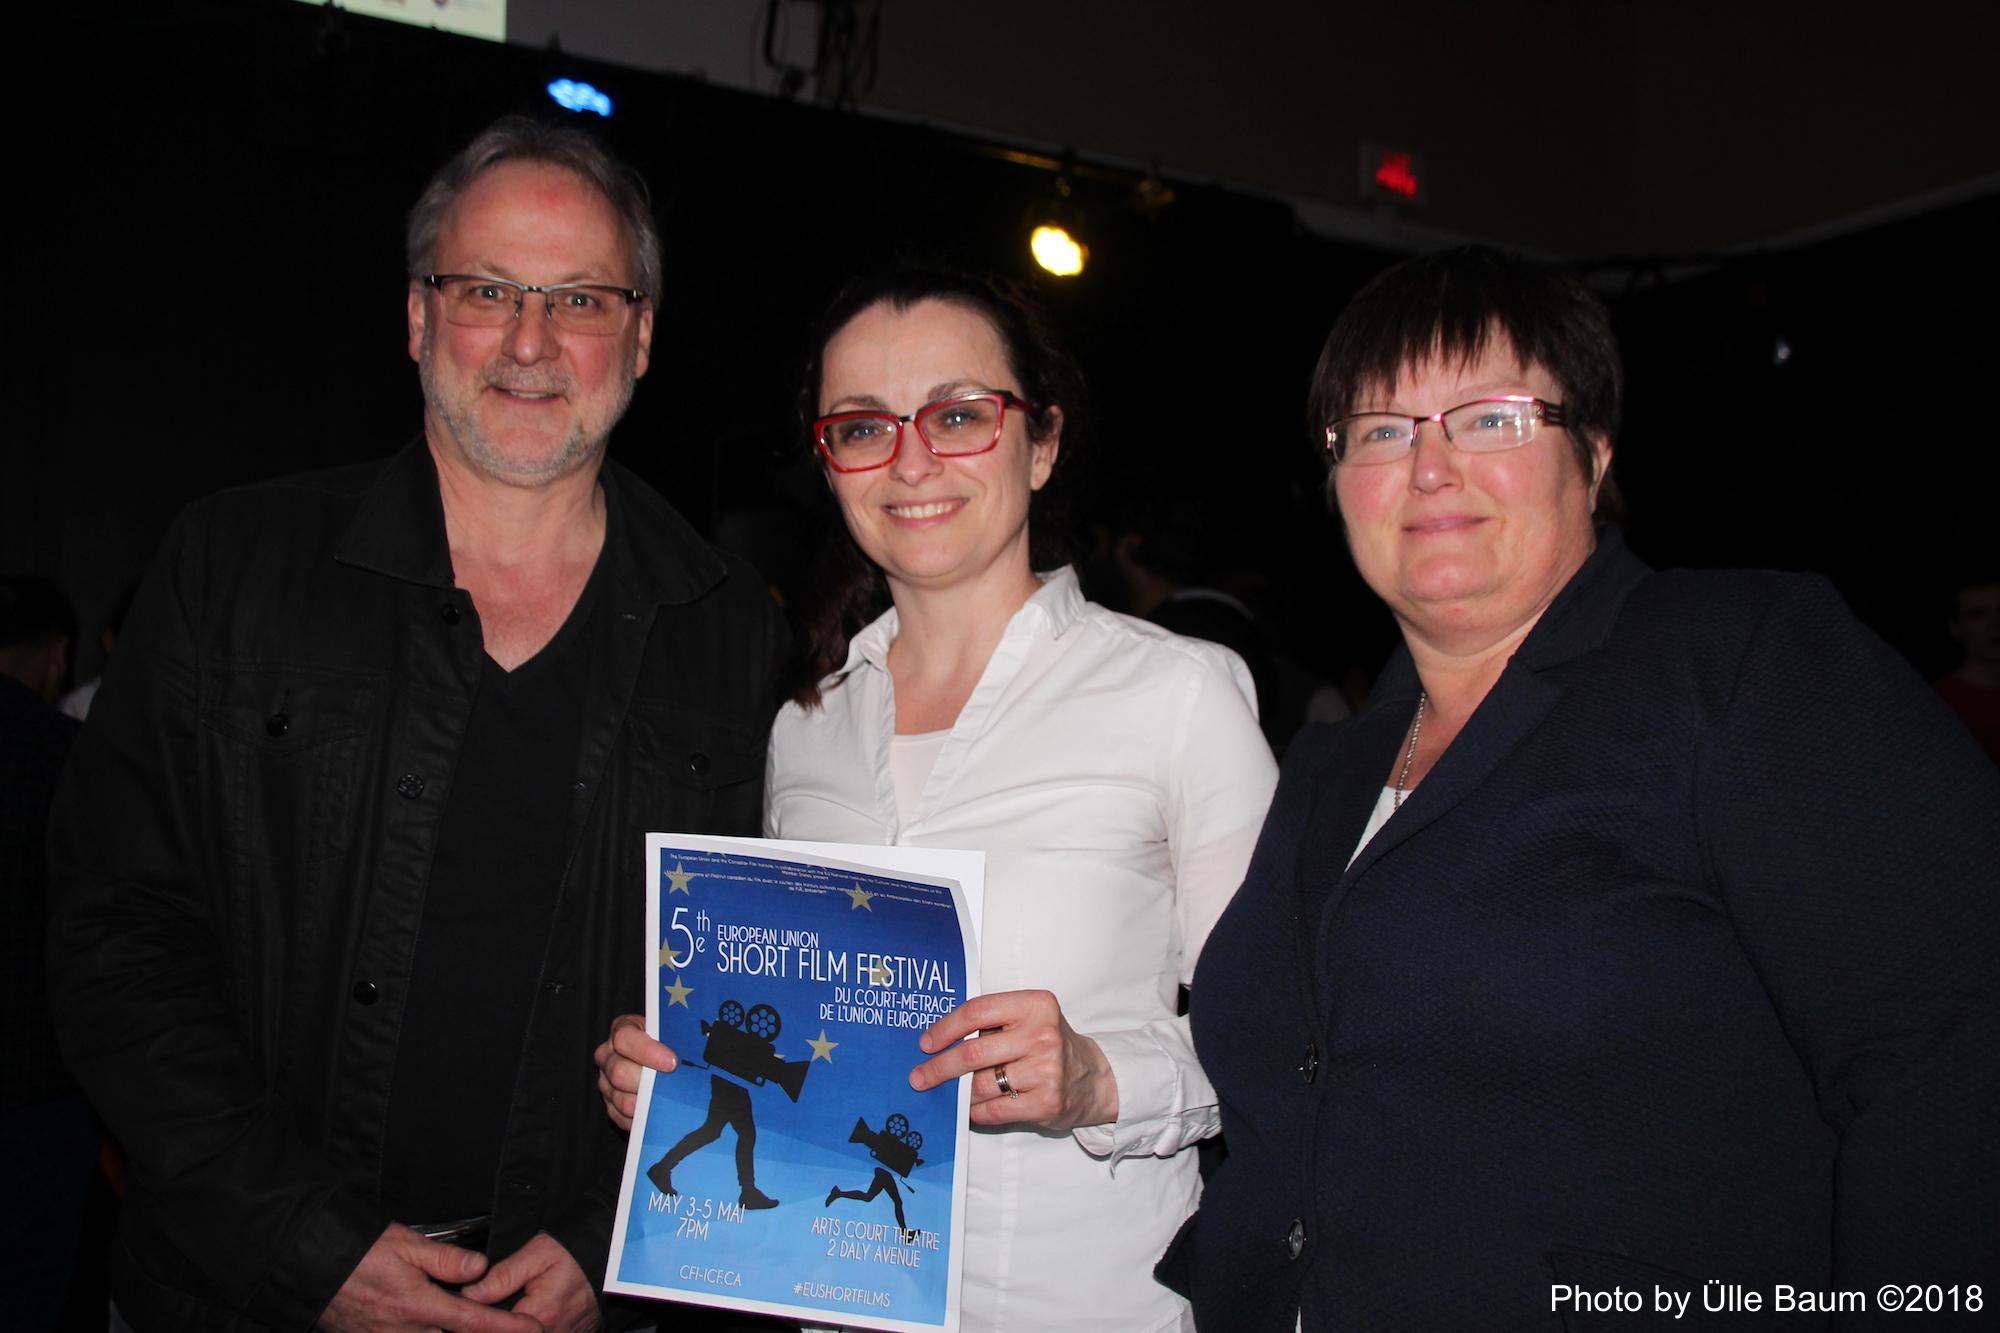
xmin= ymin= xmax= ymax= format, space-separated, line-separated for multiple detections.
xmin=396 ymin=773 xmax=425 ymax=799
xmin=439 ymin=602 xmax=461 ymax=626
xmin=266 ymin=712 xmax=289 ymax=738
xmin=351 ymin=980 xmax=379 ymax=1005
xmin=687 ymin=751 xmax=711 ymax=777
xmin=1286 ymin=1217 xmax=1306 ymax=1259
xmin=572 ymin=779 xmax=588 ymax=793
xmin=1300 ymin=1043 xmax=1319 ymax=1084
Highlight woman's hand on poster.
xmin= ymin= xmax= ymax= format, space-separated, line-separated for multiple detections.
xmin=909 ymin=989 xmax=1118 ymax=1132
xmin=594 ymin=1013 xmax=678 ymax=1132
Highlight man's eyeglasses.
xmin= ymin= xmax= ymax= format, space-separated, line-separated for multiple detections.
xmin=421 ymin=274 xmax=646 ymax=336
xmin=813 ymin=391 xmax=1040 ymax=473
xmin=1325 ymin=396 xmax=1567 ymax=466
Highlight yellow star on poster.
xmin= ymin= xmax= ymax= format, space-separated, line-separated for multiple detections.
xmin=868 ymin=959 xmax=892 ymax=986
xmin=664 ymin=974 xmax=694 ymax=1008
xmin=807 ymin=1029 xmax=839 ymax=1062
xmin=666 ymin=862 xmax=695 ymax=894
xmin=846 ymin=884 xmax=876 ymax=911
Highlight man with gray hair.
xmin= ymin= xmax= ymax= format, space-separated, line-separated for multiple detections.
xmin=48 ymin=118 xmax=787 ymax=1332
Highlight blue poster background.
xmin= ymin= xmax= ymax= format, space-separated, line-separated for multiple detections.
xmin=612 ymin=844 xmax=969 ymax=1329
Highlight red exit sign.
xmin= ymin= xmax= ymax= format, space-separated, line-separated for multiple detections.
xmin=1360 ymin=143 xmax=1426 ymax=205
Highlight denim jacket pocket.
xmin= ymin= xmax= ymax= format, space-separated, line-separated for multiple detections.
xmin=622 ymin=700 xmax=765 ymax=831
xmin=201 ymin=662 xmax=382 ymax=868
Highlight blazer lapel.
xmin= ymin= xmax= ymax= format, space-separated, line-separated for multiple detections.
xmin=1294 ymin=659 xmax=1422 ymax=933
xmin=1294 ymin=528 xmax=1654 ymax=1027
xmin=1333 ymin=528 xmax=1651 ymax=891
xmin=1286 ymin=697 xmax=1405 ymax=1019
xmin=1340 ymin=665 xmax=1563 ymax=886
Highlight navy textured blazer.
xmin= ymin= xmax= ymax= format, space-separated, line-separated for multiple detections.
xmin=1162 ymin=531 xmax=1999 ymax=1330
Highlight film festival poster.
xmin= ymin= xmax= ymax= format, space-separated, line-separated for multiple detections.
xmin=608 ymin=834 xmax=984 ymax=1333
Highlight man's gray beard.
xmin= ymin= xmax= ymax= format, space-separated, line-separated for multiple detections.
xmin=419 ymin=333 xmax=636 ymax=483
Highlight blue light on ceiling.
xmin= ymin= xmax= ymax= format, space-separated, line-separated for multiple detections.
xmin=547 ymin=79 xmax=613 ymax=117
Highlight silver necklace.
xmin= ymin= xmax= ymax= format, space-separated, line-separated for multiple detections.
xmin=1393 ymin=691 xmax=1427 ymax=810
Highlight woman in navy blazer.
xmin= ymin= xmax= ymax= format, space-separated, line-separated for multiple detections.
xmin=1160 ymin=247 xmax=1998 ymax=1330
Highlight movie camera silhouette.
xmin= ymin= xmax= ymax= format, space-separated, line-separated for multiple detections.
xmin=849 ymin=1112 xmax=926 ymax=1179
xmin=685 ymin=999 xmax=812 ymax=1102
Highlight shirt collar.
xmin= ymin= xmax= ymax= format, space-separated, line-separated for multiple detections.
xmin=333 ymin=437 xmax=726 ymax=606
xmin=331 ymin=438 xmax=457 ymax=589
xmin=835 ymin=565 xmax=1085 ymax=678
xmin=1509 ymin=525 xmax=1650 ymax=672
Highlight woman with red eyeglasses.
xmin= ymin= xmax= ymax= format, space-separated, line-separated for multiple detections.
xmin=597 ymin=267 xmax=1276 ymax=1330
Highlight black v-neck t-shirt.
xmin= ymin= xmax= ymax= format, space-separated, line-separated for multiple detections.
xmin=379 ymin=560 xmax=606 ymax=1227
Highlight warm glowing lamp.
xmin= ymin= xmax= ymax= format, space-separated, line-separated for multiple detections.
xmin=1030 ymin=223 xmax=1087 ymax=277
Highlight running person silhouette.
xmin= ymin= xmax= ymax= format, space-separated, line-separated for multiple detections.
xmin=827 ymin=1112 xmax=925 ymax=1239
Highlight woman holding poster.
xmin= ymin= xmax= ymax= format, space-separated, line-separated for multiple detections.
xmin=599 ymin=267 xmax=1276 ymax=1330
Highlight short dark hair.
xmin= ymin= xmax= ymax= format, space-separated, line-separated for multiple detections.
xmin=406 ymin=115 xmax=663 ymax=304
xmin=1308 ymin=245 xmax=1622 ymax=512
xmin=793 ymin=265 xmax=1092 ymax=702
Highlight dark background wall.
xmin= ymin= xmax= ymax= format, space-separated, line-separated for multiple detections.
xmin=15 ymin=0 xmax=1999 ymax=689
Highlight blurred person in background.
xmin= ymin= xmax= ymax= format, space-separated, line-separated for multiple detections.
xmin=1933 ymin=574 xmax=2000 ymax=763
xmin=57 ymin=581 xmax=138 ymax=722
xmin=0 ymin=574 xmax=74 ymax=705
xmin=2 ymin=574 xmax=90 ymax=1333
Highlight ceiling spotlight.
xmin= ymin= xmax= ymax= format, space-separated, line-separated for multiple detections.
xmin=1030 ymin=223 xmax=1087 ymax=277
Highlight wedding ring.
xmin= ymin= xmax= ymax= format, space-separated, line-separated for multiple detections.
xmin=994 ymin=1066 xmax=1019 ymax=1098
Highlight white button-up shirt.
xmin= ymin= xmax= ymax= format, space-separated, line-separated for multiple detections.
xmin=768 ymin=568 xmax=1278 ymax=1332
